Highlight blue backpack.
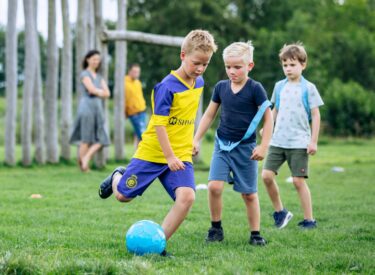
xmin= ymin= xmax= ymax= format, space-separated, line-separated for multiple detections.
xmin=274 ymin=76 xmax=311 ymax=121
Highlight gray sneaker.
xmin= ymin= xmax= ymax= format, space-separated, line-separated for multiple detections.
xmin=273 ymin=209 xmax=293 ymax=229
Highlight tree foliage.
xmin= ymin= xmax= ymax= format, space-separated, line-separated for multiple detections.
xmin=122 ymin=0 xmax=375 ymax=136
xmin=323 ymin=79 xmax=375 ymax=137
xmin=1 ymin=0 xmax=374 ymax=137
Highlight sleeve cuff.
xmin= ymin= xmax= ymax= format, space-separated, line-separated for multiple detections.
xmin=153 ymin=115 xmax=169 ymax=126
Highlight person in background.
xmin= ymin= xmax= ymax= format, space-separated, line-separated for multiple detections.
xmin=124 ymin=63 xmax=147 ymax=148
xmin=70 ymin=50 xmax=110 ymax=172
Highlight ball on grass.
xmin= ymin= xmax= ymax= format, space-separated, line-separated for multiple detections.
xmin=125 ymin=220 xmax=166 ymax=255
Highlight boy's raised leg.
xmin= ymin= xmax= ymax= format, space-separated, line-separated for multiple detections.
xmin=99 ymin=167 xmax=127 ymax=200
xmin=112 ymin=173 xmax=133 ymax=202
xmin=262 ymin=170 xmax=283 ymax=211
xmin=161 ymin=187 xmax=195 ymax=240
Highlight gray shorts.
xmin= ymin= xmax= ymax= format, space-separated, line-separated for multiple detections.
xmin=208 ymin=138 xmax=258 ymax=194
xmin=263 ymin=146 xmax=309 ymax=178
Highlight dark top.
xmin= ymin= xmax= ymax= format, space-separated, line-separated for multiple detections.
xmin=212 ymin=78 xmax=268 ymax=143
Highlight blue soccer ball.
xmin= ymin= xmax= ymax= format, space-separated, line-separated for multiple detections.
xmin=125 ymin=220 xmax=166 ymax=255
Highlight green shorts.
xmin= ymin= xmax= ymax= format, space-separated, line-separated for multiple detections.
xmin=263 ymin=146 xmax=309 ymax=178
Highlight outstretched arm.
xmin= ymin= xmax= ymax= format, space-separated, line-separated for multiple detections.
xmin=307 ymin=107 xmax=321 ymax=155
xmin=193 ymin=101 xmax=220 ymax=156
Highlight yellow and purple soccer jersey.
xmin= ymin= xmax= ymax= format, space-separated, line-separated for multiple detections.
xmin=134 ymin=71 xmax=204 ymax=164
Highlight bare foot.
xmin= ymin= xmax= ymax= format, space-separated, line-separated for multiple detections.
xmin=80 ymin=156 xmax=90 ymax=172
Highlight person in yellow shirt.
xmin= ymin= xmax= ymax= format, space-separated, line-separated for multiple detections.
xmin=124 ymin=64 xmax=147 ymax=147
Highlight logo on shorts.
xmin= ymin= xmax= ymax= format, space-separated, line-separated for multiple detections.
xmin=126 ymin=175 xmax=138 ymax=189
xmin=301 ymin=168 xmax=305 ymax=173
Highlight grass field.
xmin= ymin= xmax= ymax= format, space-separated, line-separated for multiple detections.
xmin=0 ymin=139 xmax=374 ymax=274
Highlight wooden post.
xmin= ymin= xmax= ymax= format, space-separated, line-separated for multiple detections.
xmin=113 ymin=0 xmax=127 ymax=160
xmin=94 ymin=0 xmax=109 ymax=168
xmin=60 ymin=0 xmax=73 ymax=161
xmin=45 ymin=0 xmax=59 ymax=163
xmin=33 ymin=0 xmax=46 ymax=164
xmin=5 ymin=0 xmax=18 ymax=165
xmin=76 ymin=0 xmax=88 ymax=100
xmin=21 ymin=0 xmax=36 ymax=166
xmin=102 ymin=30 xmax=184 ymax=46
xmin=87 ymin=0 xmax=96 ymax=50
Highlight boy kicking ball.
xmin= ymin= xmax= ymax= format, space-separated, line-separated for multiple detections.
xmin=98 ymin=30 xmax=217 ymax=255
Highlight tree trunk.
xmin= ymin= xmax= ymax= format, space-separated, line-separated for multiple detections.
xmin=22 ymin=0 xmax=36 ymax=166
xmin=75 ymin=0 xmax=88 ymax=99
xmin=45 ymin=0 xmax=59 ymax=163
xmin=5 ymin=0 xmax=18 ymax=166
xmin=60 ymin=0 xmax=73 ymax=161
xmin=33 ymin=0 xmax=46 ymax=164
xmin=94 ymin=0 xmax=109 ymax=168
xmin=113 ymin=0 xmax=127 ymax=160
xmin=87 ymin=0 xmax=95 ymax=50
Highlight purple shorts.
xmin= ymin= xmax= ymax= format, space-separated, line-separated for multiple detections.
xmin=117 ymin=158 xmax=195 ymax=200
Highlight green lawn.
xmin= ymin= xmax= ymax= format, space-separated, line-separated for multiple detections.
xmin=0 ymin=139 xmax=374 ymax=274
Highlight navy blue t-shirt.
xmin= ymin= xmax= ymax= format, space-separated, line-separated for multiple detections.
xmin=212 ymin=78 xmax=268 ymax=143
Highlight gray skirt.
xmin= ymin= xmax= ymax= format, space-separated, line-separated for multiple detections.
xmin=70 ymin=97 xmax=110 ymax=146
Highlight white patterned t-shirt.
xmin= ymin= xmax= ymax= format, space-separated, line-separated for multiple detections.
xmin=270 ymin=80 xmax=324 ymax=149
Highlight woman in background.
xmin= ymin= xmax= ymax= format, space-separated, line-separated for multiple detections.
xmin=70 ymin=50 xmax=110 ymax=172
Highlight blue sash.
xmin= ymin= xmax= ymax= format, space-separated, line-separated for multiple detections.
xmin=216 ymin=100 xmax=272 ymax=152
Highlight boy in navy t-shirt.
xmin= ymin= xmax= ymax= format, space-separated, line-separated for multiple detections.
xmin=193 ymin=41 xmax=273 ymax=245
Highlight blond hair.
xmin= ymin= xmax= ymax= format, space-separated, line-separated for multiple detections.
xmin=181 ymin=29 xmax=218 ymax=55
xmin=279 ymin=42 xmax=308 ymax=65
xmin=223 ymin=41 xmax=254 ymax=63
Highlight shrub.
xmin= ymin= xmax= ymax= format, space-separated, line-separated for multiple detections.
xmin=323 ymin=79 xmax=375 ymax=137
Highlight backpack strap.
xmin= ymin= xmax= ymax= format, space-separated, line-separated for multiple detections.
xmin=216 ymin=100 xmax=272 ymax=152
xmin=274 ymin=78 xmax=288 ymax=111
xmin=274 ymin=76 xmax=311 ymax=121
xmin=300 ymin=76 xmax=311 ymax=121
